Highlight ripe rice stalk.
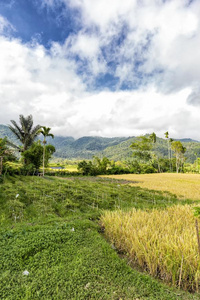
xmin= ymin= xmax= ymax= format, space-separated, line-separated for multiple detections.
xmin=101 ymin=205 xmax=200 ymax=292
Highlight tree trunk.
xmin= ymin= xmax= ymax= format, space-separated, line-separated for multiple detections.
xmin=43 ymin=144 xmax=45 ymax=176
xmin=0 ymin=156 xmax=3 ymax=175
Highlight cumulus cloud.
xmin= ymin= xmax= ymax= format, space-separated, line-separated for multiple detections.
xmin=187 ymin=87 xmax=200 ymax=106
xmin=0 ymin=35 xmax=86 ymax=132
xmin=1 ymin=0 xmax=200 ymax=140
xmin=39 ymin=0 xmax=200 ymax=93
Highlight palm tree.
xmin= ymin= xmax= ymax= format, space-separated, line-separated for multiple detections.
xmin=164 ymin=131 xmax=173 ymax=172
xmin=149 ymin=132 xmax=156 ymax=144
xmin=40 ymin=126 xmax=54 ymax=176
xmin=8 ymin=115 xmax=41 ymax=152
xmin=164 ymin=131 xmax=169 ymax=160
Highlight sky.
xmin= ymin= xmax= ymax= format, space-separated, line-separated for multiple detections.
xmin=0 ymin=0 xmax=200 ymax=139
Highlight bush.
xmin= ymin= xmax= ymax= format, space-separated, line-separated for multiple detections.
xmin=141 ymin=164 xmax=157 ymax=174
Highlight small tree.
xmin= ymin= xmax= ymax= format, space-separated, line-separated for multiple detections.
xmin=39 ymin=127 xmax=54 ymax=176
xmin=164 ymin=131 xmax=174 ymax=172
xmin=149 ymin=132 xmax=156 ymax=144
xmin=77 ymin=160 xmax=97 ymax=175
xmin=22 ymin=141 xmax=43 ymax=173
xmin=130 ymin=136 xmax=153 ymax=162
xmin=93 ymin=156 xmax=110 ymax=174
xmin=0 ymin=138 xmax=16 ymax=175
xmin=22 ymin=141 xmax=55 ymax=174
xmin=171 ymin=141 xmax=186 ymax=173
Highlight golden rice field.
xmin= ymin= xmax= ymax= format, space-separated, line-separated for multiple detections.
xmin=102 ymin=173 xmax=200 ymax=200
xmin=101 ymin=205 xmax=200 ymax=292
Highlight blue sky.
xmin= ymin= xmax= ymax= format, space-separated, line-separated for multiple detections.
xmin=0 ymin=0 xmax=77 ymax=44
xmin=0 ymin=0 xmax=200 ymax=139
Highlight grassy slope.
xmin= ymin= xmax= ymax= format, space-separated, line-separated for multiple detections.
xmin=0 ymin=176 xmax=199 ymax=299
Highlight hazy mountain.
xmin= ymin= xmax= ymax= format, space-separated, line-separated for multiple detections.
xmin=1 ymin=124 xmax=200 ymax=162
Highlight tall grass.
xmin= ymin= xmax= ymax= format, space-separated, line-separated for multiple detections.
xmin=101 ymin=205 xmax=200 ymax=292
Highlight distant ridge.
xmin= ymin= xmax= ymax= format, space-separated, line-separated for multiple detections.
xmin=175 ymin=138 xmax=199 ymax=143
xmin=1 ymin=124 xmax=200 ymax=162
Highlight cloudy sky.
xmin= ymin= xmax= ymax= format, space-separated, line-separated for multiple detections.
xmin=0 ymin=0 xmax=200 ymax=139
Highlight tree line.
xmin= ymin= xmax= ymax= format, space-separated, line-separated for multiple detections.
xmin=77 ymin=132 xmax=187 ymax=175
xmin=0 ymin=115 xmax=189 ymax=177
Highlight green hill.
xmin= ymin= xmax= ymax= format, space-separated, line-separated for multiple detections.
xmin=0 ymin=124 xmax=18 ymax=143
xmin=1 ymin=124 xmax=200 ymax=162
xmin=0 ymin=124 xmax=130 ymax=160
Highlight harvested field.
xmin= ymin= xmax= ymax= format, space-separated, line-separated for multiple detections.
xmin=102 ymin=173 xmax=200 ymax=200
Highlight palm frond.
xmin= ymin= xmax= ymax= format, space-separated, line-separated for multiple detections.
xmin=27 ymin=115 xmax=34 ymax=133
xmin=31 ymin=125 xmax=42 ymax=139
xmin=8 ymin=124 xmax=22 ymax=141
xmin=6 ymin=140 xmax=21 ymax=151
xmin=19 ymin=114 xmax=26 ymax=133
xmin=10 ymin=120 xmax=23 ymax=135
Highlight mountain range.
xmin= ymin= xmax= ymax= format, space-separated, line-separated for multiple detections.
xmin=1 ymin=124 xmax=200 ymax=163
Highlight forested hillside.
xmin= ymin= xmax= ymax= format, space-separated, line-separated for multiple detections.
xmin=0 ymin=124 xmax=200 ymax=162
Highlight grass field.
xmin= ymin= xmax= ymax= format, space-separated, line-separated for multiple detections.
xmin=0 ymin=175 xmax=198 ymax=299
xmin=48 ymin=164 xmax=78 ymax=172
xmin=102 ymin=173 xmax=200 ymax=200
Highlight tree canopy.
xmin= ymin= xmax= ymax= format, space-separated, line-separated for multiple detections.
xmin=8 ymin=115 xmax=41 ymax=152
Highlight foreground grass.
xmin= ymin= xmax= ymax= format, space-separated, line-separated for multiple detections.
xmin=0 ymin=176 xmax=199 ymax=299
xmin=102 ymin=173 xmax=200 ymax=200
xmin=0 ymin=175 xmax=187 ymax=224
xmin=2 ymin=218 xmax=196 ymax=300
xmin=101 ymin=205 xmax=200 ymax=292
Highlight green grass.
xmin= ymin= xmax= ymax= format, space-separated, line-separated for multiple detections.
xmin=0 ymin=176 xmax=199 ymax=299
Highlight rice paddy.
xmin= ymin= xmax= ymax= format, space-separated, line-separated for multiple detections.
xmin=101 ymin=204 xmax=200 ymax=292
xmin=102 ymin=173 xmax=200 ymax=200
xmin=2 ymin=176 xmax=196 ymax=299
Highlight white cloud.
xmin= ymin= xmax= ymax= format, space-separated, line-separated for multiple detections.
xmin=51 ymin=0 xmax=199 ymax=94
xmin=0 ymin=15 xmax=15 ymax=34
xmin=1 ymin=1 xmax=200 ymax=140
xmin=65 ymin=32 xmax=106 ymax=76
xmin=34 ymin=0 xmax=200 ymax=91
xmin=0 ymin=35 xmax=86 ymax=131
xmin=0 ymin=32 xmax=200 ymax=140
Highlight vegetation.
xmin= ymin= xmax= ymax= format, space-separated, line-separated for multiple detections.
xmin=20 ymin=142 xmax=55 ymax=174
xmin=101 ymin=204 xmax=200 ymax=292
xmin=103 ymin=173 xmax=200 ymax=200
xmin=8 ymin=115 xmax=41 ymax=153
xmin=0 ymin=175 xmax=198 ymax=299
xmin=130 ymin=135 xmax=154 ymax=162
xmin=4 ymin=117 xmax=55 ymax=174
xmin=171 ymin=141 xmax=186 ymax=173
xmin=1 ymin=117 xmax=200 ymax=297
xmin=2 ymin=123 xmax=200 ymax=163
xmin=0 ymin=138 xmax=16 ymax=175
xmin=40 ymin=126 xmax=54 ymax=176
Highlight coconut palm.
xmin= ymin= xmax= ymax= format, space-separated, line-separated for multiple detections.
xmin=8 ymin=115 xmax=41 ymax=152
xmin=164 ymin=131 xmax=173 ymax=172
xmin=40 ymin=126 xmax=54 ymax=176
xmin=149 ymin=132 xmax=156 ymax=144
